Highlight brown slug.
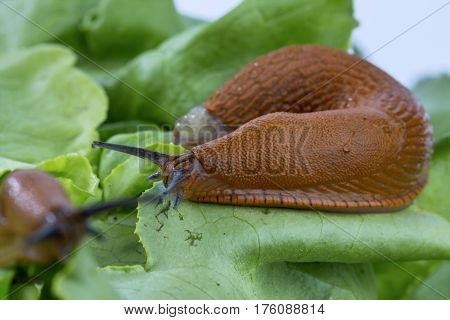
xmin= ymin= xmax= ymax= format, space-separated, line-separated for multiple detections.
xmin=0 ymin=169 xmax=144 ymax=266
xmin=92 ymin=45 xmax=433 ymax=212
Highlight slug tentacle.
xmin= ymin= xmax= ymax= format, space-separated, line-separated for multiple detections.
xmin=147 ymin=171 xmax=161 ymax=181
xmin=163 ymin=169 xmax=190 ymax=195
xmin=92 ymin=141 xmax=171 ymax=166
xmin=172 ymin=190 xmax=184 ymax=209
xmin=24 ymin=216 xmax=60 ymax=245
xmin=92 ymin=141 xmax=199 ymax=205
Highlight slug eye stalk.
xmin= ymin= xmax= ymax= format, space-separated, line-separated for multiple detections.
xmin=92 ymin=141 xmax=194 ymax=209
xmin=91 ymin=141 xmax=171 ymax=166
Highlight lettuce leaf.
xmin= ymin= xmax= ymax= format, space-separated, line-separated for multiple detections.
xmin=416 ymin=137 xmax=450 ymax=220
xmin=413 ymin=75 xmax=450 ymax=143
xmin=0 ymin=0 xmax=186 ymax=85
xmin=36 ymin=153 xmax=100 ymax=206
xmin=411 ymin=261 xmax=450 ymax=300
xmin=88 ymin=210 xmax=146 ymax=267
xmin=97 ymin=262 xmax=376 ymax=299
xmin=375 ymin=260 xmax=444 ymax=299
xmin=0 ymin=269 xmax=15 ymax=300
xmin=80 ymin=0 xmax=183 ymax=59
xmin=52 ymin=247 xmax=119 ymax=300
xmin=0 ymin=0 xmax=98 ymax=52
xmin=0 ymin=45 xmax=107 ymax=165
xmin=107 ymin=0 xmax=357 ymax=125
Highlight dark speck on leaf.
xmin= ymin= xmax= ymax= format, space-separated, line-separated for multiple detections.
xmin=89 ymin=12 xmax=99 ymax=23
xmin=185 ymin=229 xmax=202 ymax=246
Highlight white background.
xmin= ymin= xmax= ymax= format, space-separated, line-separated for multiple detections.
xmin=174 ymin=0 xmax=450 ymax=88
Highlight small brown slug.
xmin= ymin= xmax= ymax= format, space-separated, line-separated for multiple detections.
xmin=0 ymin=169 xmax=144 ymax=266
xmin=92 ymin=45 xmax=433 ymax=212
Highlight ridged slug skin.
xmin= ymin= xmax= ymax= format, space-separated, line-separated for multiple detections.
xmin=177 ymin=45 xmax=433 ymax=212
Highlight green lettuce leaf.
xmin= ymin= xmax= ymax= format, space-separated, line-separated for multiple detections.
xmin=98 ymin=121 xmax=155 ymax=141
xmin=0 ymin=0 xmax=98 ymax=52
xmin=413 ymin=75 xmax=450 ymax=143
xmin=416 ymin=137 xmax=450 ymax=220
xmin=180 ymin=15 xmax=207 ymax=29
xmin=52 ymin=246 xmax=119 ymax=299
xmin=0 ymin=158 xmax=33 ymax=180
xmin=374 ymin=261 xmax=444 ymax=299
xmin=77 ymin=0 xmax=185 ymax=84
xmin=80 ymin=0 xmax=182 ymax=59
xmin=97 ymin=262 xmax=375 ymax=299
xmin=0 ymin=0 xmax=186 ymax=85
xmin=0 ymin=269 xmax=15 ymax=300
xmin=54 ymin=240 xmax=376 ymax=299
xmin=107 ymin=0 xmax=356 ymax=125
xmin=0 ymin=45 xmax=107 ymax=165
xmin=36 ymin=153 xmax=100 ymax=206
xmin=88 ymin=210 xmax=146 ymax=267
xmin=0 ymin=153 xmax=99 ymax=206
xmin=9 ymin=283 xmax=43 ymax=300
xmin=411 ymin=261 xmax=450 ymax=300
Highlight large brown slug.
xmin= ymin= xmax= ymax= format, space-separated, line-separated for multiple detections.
xmin=93 ymin=45 xmax=433 ymax=212
xmin=0 ymin=170 xmax=144 ymax=266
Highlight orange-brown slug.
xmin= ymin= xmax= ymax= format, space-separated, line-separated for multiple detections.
xmin=0 ymin=170 xmax=144 ymax=266
xmin=92 ymin=45 xmax=432 ymax=212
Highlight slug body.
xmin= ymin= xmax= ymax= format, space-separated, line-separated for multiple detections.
xmin=0 ymin=170 xmax=84 ymax=265
xmin=93 ymin=45 xmax=432 ymax=212
xmin=0 ymin=170 xmax=143 ymax=266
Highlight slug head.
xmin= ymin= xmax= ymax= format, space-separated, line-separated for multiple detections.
xmin=92 ymin=141 xmax=195 ymax=208
xmin=0 ymin=170 xmax=141 ymax=266
xmin=0 ymin=170 xmax=85 ymax=264
xmin=173 ymin=106 xmax=232 ymax=148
